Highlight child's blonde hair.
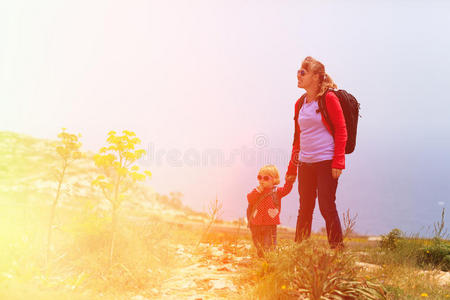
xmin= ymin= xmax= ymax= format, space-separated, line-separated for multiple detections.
xmin=258 ymin=164 xmax=280 ymax=185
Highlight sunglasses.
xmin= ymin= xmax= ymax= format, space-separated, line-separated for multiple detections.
xmin=298 ymin=69 xmax=307 ymax=76
xmin=257 ymin=175 xmax=272 ymax=181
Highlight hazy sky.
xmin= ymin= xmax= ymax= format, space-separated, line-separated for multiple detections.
xmin=2 ymin=0 xmax=450 ymax=235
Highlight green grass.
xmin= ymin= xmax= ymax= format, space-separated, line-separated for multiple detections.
xmin=241 ymin=238 xmax=387 ymax=300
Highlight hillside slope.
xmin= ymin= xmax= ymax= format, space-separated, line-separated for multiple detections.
xmin=0 ymin=131 xmax=207 ymax=223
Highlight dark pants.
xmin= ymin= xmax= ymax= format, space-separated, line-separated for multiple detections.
xmin=295 ymin=160 xmax=343 ymax=248
xmin=250 ymin=225 xmax=277 ymax=257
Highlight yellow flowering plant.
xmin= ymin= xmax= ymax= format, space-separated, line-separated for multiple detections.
xmin=92 ymin=130 xmax=151 ymax=264
xmin=47 ymin=128 xmax=82 ymax=264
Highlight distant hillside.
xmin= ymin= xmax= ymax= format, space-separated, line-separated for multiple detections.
xmin=0 ymin=131 xmax=208 ymax=223
xmin=0 ymin=131 xmax=98 ymax=206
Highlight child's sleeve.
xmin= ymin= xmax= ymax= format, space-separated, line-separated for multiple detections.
xmin=277 ymin=180 xmax=295 ymax=198
xmin=247 ymin=189 xmax=261 ymax=204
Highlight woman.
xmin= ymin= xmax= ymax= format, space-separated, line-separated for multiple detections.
xmin=286 ymin=56 xmax=347 ymax=249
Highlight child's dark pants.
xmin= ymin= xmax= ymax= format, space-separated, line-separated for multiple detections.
xmin=250 ymin=225 xmax=277 ymax=257
xmin=295 ymin=160 xmax=343 ymax=248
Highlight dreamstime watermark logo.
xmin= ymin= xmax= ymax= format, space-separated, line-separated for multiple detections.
xmin=139 ymin=133 xmax=291 ymax=168
xmin=253 ymin=133 xmax=270 ymax=149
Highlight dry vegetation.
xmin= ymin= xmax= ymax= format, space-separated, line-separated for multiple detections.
xmin=1 ymin=131 xmax=449 ymax=299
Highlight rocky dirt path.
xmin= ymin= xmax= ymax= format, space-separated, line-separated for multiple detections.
xmin=146 ymin=241 xmax=254 ymax=300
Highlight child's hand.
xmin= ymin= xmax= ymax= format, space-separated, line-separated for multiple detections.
xmin=256 ymin=183 xmax=264 ymax=193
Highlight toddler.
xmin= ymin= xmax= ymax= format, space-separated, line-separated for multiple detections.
xmin=247 ymin=165 xmax=295 ymax=257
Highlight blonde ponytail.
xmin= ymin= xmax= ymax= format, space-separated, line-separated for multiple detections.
xmin=317 ymin=73 xmax=337 ymax=97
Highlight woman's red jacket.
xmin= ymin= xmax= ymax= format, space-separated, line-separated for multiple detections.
xmin=286 ymin=91 xmax=347 ymax=177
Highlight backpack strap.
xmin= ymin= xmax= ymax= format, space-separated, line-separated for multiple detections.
xmin=293 ymin=94 xmax=307 ymax=147
xmin=248 ymin=189 xmax=275 ymax=222
xmin=270 ymin=188 xmax=280 ymax=210
xmin=248 ymin=188 xmax=278 ymax=223
xmin=294 ymin=93 xmax=307 ymax=123
xmin=318 ymin=89 xmax=335 ymax=134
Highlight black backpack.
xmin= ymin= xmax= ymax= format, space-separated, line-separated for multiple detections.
xmin=295 ymin=89 xmax=360 ymax=154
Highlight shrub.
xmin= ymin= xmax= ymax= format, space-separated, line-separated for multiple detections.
xmin=417 ymin=238 xmax=450 ymax=271
xmin=247 ymin=240 xmax=387 ymax=300
xmin=379 ymin=228 xmax=403 ymax=250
